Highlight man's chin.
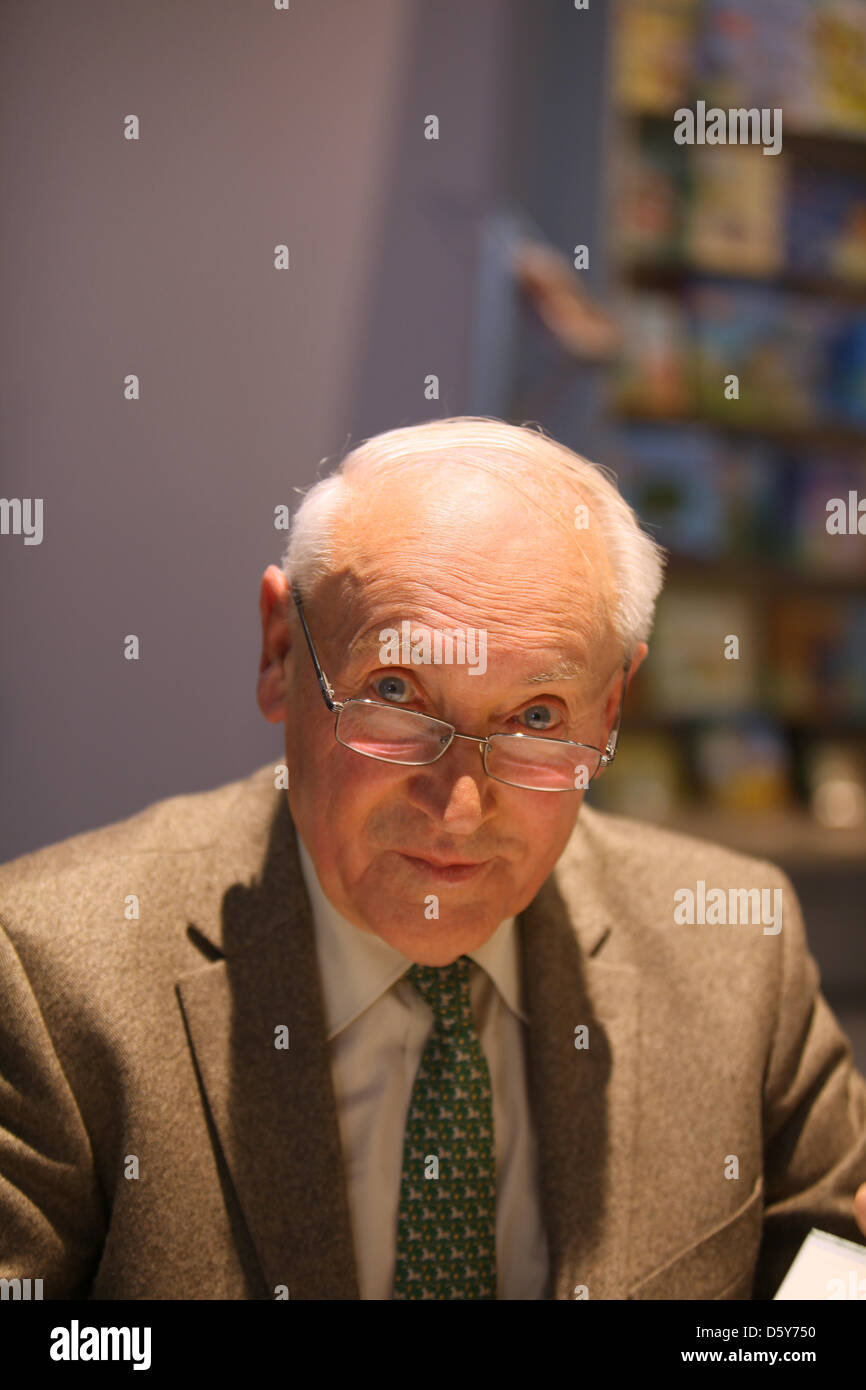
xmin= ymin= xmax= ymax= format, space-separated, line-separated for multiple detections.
xmin=374 ymin=921 xmax=498 ymax=966
xmin=360 ymin=896 xmax=503 ymax=965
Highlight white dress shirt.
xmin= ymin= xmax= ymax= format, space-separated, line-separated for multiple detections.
xmin=295 ymin=832 xmax=550 ymax=1299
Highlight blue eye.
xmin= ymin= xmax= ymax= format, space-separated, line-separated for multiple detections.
xmin=518 ymin=705 xmax=557 ymax=732
xmin=374 ymin=674 xmax=415 ymax=703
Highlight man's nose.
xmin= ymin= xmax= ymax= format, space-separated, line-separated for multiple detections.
xmin=407 ymin=740 xmax=491 ymax=831
xmin=439 ymin=771 xmax=488 ymax=833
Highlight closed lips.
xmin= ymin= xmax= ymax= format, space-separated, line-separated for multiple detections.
xmin=402 ymin=853 xmax=487 ymax=867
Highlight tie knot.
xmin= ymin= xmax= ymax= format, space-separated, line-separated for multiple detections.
xmin=407 ymin=955 xmax=472 ymax=1026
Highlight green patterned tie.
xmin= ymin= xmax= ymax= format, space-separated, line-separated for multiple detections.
xmin=392 ymin=955 xmax=497 ymax=1299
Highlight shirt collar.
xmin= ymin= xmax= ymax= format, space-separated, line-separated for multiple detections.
xmin=295 ymin=831 xmax=528 ymax=1039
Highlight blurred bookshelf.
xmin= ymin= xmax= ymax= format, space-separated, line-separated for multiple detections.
xmin=587 ymin=0 xmax=866 ymax=867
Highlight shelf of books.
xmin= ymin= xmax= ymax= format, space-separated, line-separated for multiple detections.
xmin=588 ymin=0 xmax=866 ymax=864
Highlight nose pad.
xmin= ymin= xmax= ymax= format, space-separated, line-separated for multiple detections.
xmin=448 ymin=732 xmax=488 ymax=759
xmin=442 ymin=732 xmax=489 ymax=780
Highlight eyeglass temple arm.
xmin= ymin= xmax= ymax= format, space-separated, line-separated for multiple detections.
xmin=602 ymin=658 xmax=632 ymax=765
xmin=291 ymin=586 xmax=341 ymax=712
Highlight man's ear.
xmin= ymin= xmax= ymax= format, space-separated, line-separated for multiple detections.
xmin=626 ymin=641 xmax=648 ymax=689
xmin=257 ymin=565 xmax=292 ymax=724
xmin=599 ymin=641 xmax=648 ymax=749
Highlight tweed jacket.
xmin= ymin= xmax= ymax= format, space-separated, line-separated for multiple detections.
xmin=1 ymin=762 xmax=864 ymax=1299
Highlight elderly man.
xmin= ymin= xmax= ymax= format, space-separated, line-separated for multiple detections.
xmin=1 ymin=416 xmax=865 ymax=1301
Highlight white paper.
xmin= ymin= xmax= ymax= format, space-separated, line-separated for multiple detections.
xmin=774 ymin=1227 xmax=866 ymax=1300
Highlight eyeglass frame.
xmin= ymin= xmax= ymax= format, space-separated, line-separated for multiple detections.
xmin=290 ymin=585 xmax=631 ymax=791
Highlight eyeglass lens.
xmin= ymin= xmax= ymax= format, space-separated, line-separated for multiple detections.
xmin=335 ymin=701 xmax=600 ymax=789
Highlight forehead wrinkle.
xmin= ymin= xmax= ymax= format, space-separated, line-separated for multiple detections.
xmin=346 ymin=631 xmax=589 ymax=674
xmin=342 ymin=626 xmax=596 ymax=687
xmin=338 ymin=567 xmax=602 ymax=631
xmin=346 ymin=540 xmax=606 ymax=603
xmin=311 ymin=555 xmax=609 ymax=676
xmin=344 ymin=603 xmax=593 ymax=653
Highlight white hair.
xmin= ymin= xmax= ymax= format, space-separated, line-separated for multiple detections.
xmin=281 ymin=416 xmax=666 ymax=656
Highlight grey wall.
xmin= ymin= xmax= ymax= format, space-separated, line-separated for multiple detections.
xmin=0 ymin=0 xmax=414 ymax=858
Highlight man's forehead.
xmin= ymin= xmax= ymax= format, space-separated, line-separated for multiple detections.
xmin=341 ymin=624 xmax=596 ymax=685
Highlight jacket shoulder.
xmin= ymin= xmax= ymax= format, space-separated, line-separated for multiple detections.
xmin=557 ymin=804 xmax=796 ymax=968
xmin=569 ymin=803 xmax=791 ymax=887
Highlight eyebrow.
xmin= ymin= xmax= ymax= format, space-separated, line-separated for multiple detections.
xmin=524 ymin=659 xmax=591 ymax=684
xmin=343 ymin=630 xmax=592 ymax=685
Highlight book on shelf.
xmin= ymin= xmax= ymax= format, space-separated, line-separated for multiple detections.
xmin=616 ymin=124 xmax=689 ymax=265
xmin=611 ymin=427 xmax=724 ymax=558
xmin=699 ymin=0 xmax=816 ymax=118
xmin=787 ymin=164 xmax=866 ymax=283
xmin=684 ymin=144 xmax=786 ymax=276
xmin=644 ymin=587 xmax=760 ymax=716
xmin=691 ymin=716 xmax=793 ymax=813
xmin=689 ymin=282 xmax=828 ymax=427
xmin=614 ymin=0 xmax=701 ymax=116
xmin=615 ymin=0 xmax=866 ymax=140
xmin=614 ymin=426 xmax=794 ymax=564
xmin=791 ymin=456 xmax=866 ymax=575
xmin=768 ymin=594 xmax=866 ymax=718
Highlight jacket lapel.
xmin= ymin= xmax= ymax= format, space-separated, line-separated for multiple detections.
xmin=520 ymin=863 xmax=640 ymax=1300
xmin=176 ymin=786 xmax=360 ymax=1299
